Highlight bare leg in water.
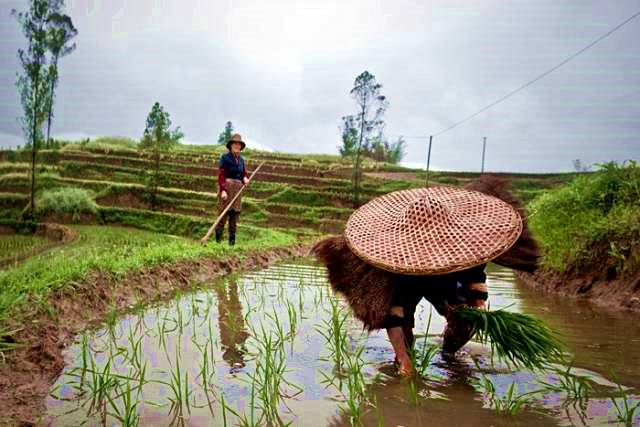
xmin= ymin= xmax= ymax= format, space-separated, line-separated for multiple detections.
xmin=387 ymin=326 xmax=413 ymax=376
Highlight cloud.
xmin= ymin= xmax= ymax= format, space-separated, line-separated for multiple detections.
xmin=0 ymin=0 xmax=638 ymax=172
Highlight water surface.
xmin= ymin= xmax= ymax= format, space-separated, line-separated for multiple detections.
xmin=46 ymin=261 xmax=640 ymax=426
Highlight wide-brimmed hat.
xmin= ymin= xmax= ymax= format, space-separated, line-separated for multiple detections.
xmin=344 ymin=186 xmax=523 ymax=275
xmin=226 ymin=133 xmax=246 ymax=150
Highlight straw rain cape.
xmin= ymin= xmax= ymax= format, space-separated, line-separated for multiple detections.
xmin=312 ymin=176 xmax=542 ymax=331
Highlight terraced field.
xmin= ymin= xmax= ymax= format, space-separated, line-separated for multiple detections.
xmin=0 ymin=140 xmax=577 ymax=237
xmin=0 ymin=233 xmax=48 ymax=260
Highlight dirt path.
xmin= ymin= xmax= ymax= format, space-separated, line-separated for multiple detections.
xmin=0 ymin=242 xmax=310 ymax=426
xmin=364 ymin=171 xmax=420 ymax=181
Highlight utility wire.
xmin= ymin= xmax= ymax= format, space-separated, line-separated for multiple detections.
xmin=411 ymin=9 xmax=640 ymax=139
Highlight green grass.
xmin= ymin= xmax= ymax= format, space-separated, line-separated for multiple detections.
xmin=528 ymin=161 xmax=640 ymax=273
xmin=0 ymin=224 xmax=296 ymax=328
xmin=0 ymin=234 xmax=48 ymax=259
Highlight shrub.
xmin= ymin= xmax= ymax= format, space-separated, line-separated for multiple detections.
xmin=529 ymin=161 xmax=640 ymax=274
xmin=36 ymin=187 xmax=98 ymax=219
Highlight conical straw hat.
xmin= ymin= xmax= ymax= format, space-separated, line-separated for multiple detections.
xmin=344 ymin=186 xmax=523 ymax=275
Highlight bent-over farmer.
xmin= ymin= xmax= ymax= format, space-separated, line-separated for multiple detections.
xmin=215 ymin=133 xmax=249 ymax=246
xmin=312 ymin=177 xmax=540 ymax=376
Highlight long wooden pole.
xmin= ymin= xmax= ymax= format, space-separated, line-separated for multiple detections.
xmin=201 ymin=161 xmax=265 ymax=244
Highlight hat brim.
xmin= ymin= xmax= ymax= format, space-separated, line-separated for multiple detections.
xmin=344 ymin=185 xmax=523 ymax=275
xmin=226 ymin=140 xmax=246 ymax=150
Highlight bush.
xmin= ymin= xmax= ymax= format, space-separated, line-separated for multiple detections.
xmin=36 ymin=187 xmax=98 ymax=219
xmin=529 ymin=161 xmax=640 ymax=274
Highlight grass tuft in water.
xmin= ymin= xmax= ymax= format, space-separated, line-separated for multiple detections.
xmin=610 ymin=373 xmax=640 ymax=426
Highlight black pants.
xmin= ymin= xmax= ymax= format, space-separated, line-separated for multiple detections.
xmin=215 ymin=209 xmax=239 ymax=238
xmin=380 ymin=264 xmax=488 ymax=329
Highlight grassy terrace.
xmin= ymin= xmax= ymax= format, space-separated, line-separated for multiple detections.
xmin=0 ymin=223 xmax=297 ymax=330
xmin=0 ymin=139 xmax=578 ymax=233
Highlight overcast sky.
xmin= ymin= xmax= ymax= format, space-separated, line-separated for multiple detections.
xmin=1 ymin=0 xmax=639 ymax=172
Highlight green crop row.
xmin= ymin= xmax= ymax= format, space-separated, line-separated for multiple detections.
xmin=0 ymin=233 xmax=49 ymax=260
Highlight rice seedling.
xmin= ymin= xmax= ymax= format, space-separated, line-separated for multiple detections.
xmin=157 ymin=343 xmax=192 ymax=426
xmin=266 ymin=308 xmax=287 ymax=346
xmin=539 ymin=364 xmax=591 ymax=409
xmin=175 ymin=299 xmax=185 ymax=336
xmin=456 ymin=307 xmax=565 ymax=370
xmin=224 ymin=375 xmax=262 ymax=427
xmin=474 ymin=361 xmax=542 ymax=416
xmin=297 ymin=285 xmax=306 ymax=319
xmin=79 ymin=333 xmax=90 ymax=390
xmin=316 ymin=296 xmax=349 ymax=372
xmin=373 ymin=394 xmax=384 ymax=427
xmin=610 ymin=373 xmax=640 ymax=426
xmin=412 ymin=343 xmax=439 ymax=379
xmin=195 ymin=340 xmax=216 ymax=417
xmin=125 ymin=325 xmax=145 ymax=377
xmin=286 ymin=300 xmax=299 ymax=344
xmin=319 ymin=340 xmax=371 ymax=425
xmin=85 ymin=352 xmax=120 ymax=419
xmin=406 ymin=377 xmax=420 ymax=408
xmin=246 ymin=323 xmax=301 ymax=425
xmin=106 ymin=298 xmax=121 ymax=342
xmin=106 ymin=376 xmax=140 ymax=426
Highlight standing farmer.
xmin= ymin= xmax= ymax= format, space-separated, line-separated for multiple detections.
xmin=215 ymin=133 xmax=249 ymax=246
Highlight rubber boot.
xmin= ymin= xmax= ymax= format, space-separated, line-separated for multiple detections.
xmin=229 ymin=233 xmax=236 ymax=246
xmin=215 ymin=228 xmax=223 ymax=243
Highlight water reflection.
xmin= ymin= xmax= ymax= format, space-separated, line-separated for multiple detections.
xmin=214 ymin=276 xmax=249 ymax=372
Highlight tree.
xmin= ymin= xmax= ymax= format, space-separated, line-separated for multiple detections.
xmin=338 ymin=115 xmax=358 ymax=157
xmin=348 ymin=71 xmax=388 ymax=205
xmin=139 ymin=102 xmax=184 ymax=209
xmin=386 ymin=137 xmax=406 ymax=164
xmin=573 ymin=159 xmax=591 ymax=173
xmin=44 ymin=11 xmax=77 ymax=146
xmin=13 ymin=0 xmax=60 ymax=218
xmin=217 ymin=121 xmax=234 ymax=145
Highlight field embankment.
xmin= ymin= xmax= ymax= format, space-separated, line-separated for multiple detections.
xmin=521 ymin=161 xmax=640 ymax=310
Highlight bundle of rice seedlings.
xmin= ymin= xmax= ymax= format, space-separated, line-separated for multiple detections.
xmin=455 ymin=307 xmax=566 ymax=370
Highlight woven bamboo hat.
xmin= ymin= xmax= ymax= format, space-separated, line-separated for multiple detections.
xmin=344 ymin=186 xmax=523 ymax=275
xmin=226 ymin=133 xmax=246 ymax=151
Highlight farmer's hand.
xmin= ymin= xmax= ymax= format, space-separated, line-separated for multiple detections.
xmin=243 ymin=177 xmax=250 ymax=185
xmin=221 ymin=190 xmax=228 ymax=201
xmin=468 ymin=283 xmax=487 ymax=309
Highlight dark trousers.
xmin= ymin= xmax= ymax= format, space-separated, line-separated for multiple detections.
xmin=215 ymin=209 xmax=239 ymax=239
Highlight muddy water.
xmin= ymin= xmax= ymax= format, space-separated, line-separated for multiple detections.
xmin=46 ymin=262 xmax=640 ymax=426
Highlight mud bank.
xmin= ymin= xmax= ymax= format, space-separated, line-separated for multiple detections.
xmin=516 ymin=268 xmax=640 ymax=312
xmin=0 ymin=242 xmax=309 ymax=426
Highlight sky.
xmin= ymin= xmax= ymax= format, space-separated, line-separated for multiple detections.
xmin=0 ymin=0 xmax=639 ymax=172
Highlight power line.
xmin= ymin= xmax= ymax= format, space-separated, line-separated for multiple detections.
xmin=402 ymin=9 xmax=640 ymax=139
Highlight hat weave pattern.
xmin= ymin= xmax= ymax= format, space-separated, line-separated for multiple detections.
xmin=344 ymin=186 xmax=523 ymax=275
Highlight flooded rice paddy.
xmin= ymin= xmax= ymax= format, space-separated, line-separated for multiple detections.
xmin=46 ymin=261 xmax=640 ymax=426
